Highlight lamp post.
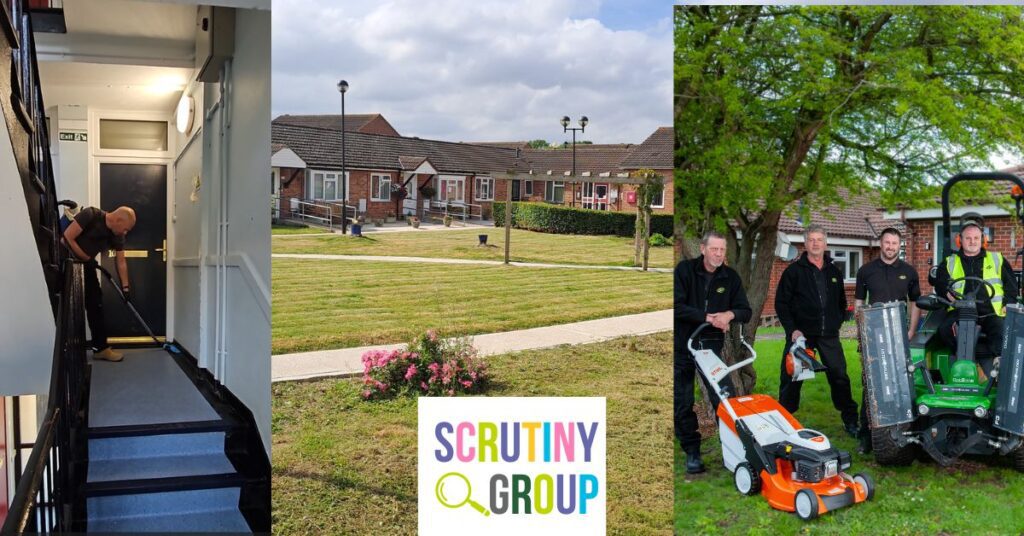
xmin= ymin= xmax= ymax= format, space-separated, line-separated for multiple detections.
xmin=338 ymin=79 xmax=349 ymax=234
xmin=561 ymin=115 xmax=587 ymax=206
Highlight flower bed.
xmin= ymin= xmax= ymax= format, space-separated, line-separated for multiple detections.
xmin=361 ymin=330 xmax=489 ymax=399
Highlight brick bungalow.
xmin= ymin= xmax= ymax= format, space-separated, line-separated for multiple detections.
xmin=271 ymin=116 xmax=674 ymax=222
xmin=272 ymin=122 xmax=518 ymax=222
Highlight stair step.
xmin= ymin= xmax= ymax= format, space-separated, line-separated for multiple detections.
xmin=85 ymin=472 xmax=246 ymax=497
xmin=89 ymin=429 xmax=226 ymax=461
xmin=88 ymin=487 xmax=250 ymax=533
xmin=88 ymin=451 xmax=237 ymax=483
xmin=88 ymin=508 xmax=251 ymax=533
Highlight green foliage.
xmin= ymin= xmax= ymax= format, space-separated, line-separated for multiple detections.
xmin=676 ymin=5 xmax=1024 ymax=238
xmin=494 ymin=201 xmax=674 ymax=237
xmin=649 ymin=233 xmax=673 ymax=247
xmin=527 ymin=139 xmax=551 ymax=149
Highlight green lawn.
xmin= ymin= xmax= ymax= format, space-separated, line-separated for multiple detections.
xmin=272 ymin=223 xmax=324 ymax=235
xmin=272 ymin=258 xmax=671 ymax=354
xmin=675 ymin=338 xmax=1024 ymax=535
xmin=272 ymin=228 xmax=673 ymax=268
xmin=272 ymin=333 xmax=673 ymax=535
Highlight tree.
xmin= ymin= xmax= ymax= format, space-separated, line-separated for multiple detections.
xmin=527 ymin=139 xmax=550 ymax=149
xmin=675 ymin=6 xmax=1024 ymax=393
xmin=633 ymin=169 xmax=663 ymax=270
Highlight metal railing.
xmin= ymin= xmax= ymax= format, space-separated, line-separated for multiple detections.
xmin=2 ymin=260 xmax=89 ymax=534
xmin=273 ymin=195 xmax=360 ymax=230
xmin=426 ymin=200 xmax=485 ymax=221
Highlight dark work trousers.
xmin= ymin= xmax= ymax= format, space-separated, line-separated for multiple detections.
xmin=675 ymin=338 xmax=735 ymax=457
xmin=84 ymin=263 xmax=108 ymax=350
xmin=778 ymin=336 xmax=858 ymax=426
xmin=938 ymin=312 xmax=1002 ymax=376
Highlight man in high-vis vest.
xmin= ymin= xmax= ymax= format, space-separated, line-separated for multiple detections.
xmin=934 ymin=219 xmax=1019 ymax=370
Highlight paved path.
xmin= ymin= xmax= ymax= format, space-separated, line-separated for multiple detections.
xmin=271 ymin=309 xmax=672 ymax=382
xmin=273 ymin=221 xmax=493 ymax=237
xmin=272 ymin=253 xmax=672 ymax=273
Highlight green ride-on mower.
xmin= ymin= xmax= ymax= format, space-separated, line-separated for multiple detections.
xmin=861 ymin=172 xmax=1024 ymax=471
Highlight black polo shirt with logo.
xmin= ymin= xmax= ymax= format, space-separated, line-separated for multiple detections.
xmin=854 ymin=257 xmax=921 ymax=305
xmin=72 ymin=207 xmax=125 ymax=258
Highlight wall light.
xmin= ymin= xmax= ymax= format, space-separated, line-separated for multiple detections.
xmin=176 ymin=92 xmax=195 ymax=134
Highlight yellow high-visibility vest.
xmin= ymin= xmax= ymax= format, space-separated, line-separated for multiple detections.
xmin=946 ymin=251 xmax=1005 ymax=316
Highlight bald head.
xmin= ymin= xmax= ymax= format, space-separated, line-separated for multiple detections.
xmin=107 ymin=206 xmax=136 ymax=236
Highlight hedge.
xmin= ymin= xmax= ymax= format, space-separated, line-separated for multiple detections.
xmin=493 ymin=202 xmax=673 ymax=237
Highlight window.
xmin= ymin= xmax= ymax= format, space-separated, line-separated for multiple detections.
xmin=438 ymin=175 xmax=465 ymax=203
xmin=544 ymin=181 xmax=565 ymax=203
xmin=651 ymin=184 xmax=665 ymax=208
xmin=475 ymin=177 xmax=494 ymax=201
xmin=828 ymin=248 xmax=862 ymax=282
xmin=371 ymin=174 xmax=392 ymax=201
xmin=99 ymin=119 xmax=168 ymax=151
xmin=525 ymin=180 xmax=533 ymax=196
xmin=308 ymin=171 xmax=348 ymax=201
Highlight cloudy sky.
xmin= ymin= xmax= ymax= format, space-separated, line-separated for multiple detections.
xmin=272 ymin=0 xmax=672 ymax=144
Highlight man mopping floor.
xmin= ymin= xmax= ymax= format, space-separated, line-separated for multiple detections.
xmin=62 ymin=205 xmax=136 ymax=362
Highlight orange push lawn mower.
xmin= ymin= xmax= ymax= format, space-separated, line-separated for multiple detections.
xmin=688 ymin=323 xmax=874 ymax=520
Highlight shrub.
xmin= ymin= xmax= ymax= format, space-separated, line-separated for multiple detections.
xmin=648 ymin=233 xmax=673 ymax=247
xmin=360 ymin=330 xmax=489 ymax=400
xmin=493 ymin=202 xmax=673 ymax=237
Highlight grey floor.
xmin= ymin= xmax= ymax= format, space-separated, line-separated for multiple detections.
xmin=89 ymin=348 xmax=219 ymax=427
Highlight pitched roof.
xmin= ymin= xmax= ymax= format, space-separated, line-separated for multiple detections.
xmin=518 ymin=144 xmax=633 ymax=176
xmin=271 ymin=123 xmax=519 ymax=175
xmin=621 ymin=127 xmax=673 ymax=169
xmin=779 ymin=188 xmax=902 ymax=240
xmin=469 ymin=141 xmax=531 ymax=150
xmin=273 ymin=114 xmax=396 ymax=134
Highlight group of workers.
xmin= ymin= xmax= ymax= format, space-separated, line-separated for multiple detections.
xmin=674 ymin=219 xmax=1018 ymax=474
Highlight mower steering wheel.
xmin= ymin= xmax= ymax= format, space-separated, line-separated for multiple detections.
xmin=946 ymin=275 xmax=996 ymax=303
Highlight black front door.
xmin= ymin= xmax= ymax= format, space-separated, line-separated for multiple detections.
xmin=511 ymin=180 xmax=521 ymax=201
xmin=99 ymin=163 xmax=167 ymax=339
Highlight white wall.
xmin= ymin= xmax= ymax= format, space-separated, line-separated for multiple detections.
xmin=0 ymin=117 xmax=56 ymax=396
xmin=53 ymin=104 xmax=89 ymax=205
xmin=175 ymin=7 xmax=270 ymax=454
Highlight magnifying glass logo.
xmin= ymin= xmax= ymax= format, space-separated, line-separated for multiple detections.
xmin=435 ymin=471 xmax=490 ymax=516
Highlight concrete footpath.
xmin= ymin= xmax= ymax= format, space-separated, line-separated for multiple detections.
xmin=272 ymin=253 xmax=672 ymax=273
xmin=271 ymin=309 xmax=672 ymax=382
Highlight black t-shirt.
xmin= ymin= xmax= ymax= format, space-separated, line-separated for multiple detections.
xmin=72 ymin=207 xmax=124 ymax=258
xmin=854 ymin=257 xmax=921 ymax=304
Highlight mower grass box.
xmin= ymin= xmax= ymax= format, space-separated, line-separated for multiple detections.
xmin=860 ymin=301 xmax=916 ymax=429
xmin=995 ymin=304 xmax=1024 ymax=436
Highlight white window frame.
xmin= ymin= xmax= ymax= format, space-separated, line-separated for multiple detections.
xmin=437 ymin=175 xmax=466 ymax=203
xmin=474 ymin=176 xmax=494 ymax=201
xmin=307 ymin=170 xmax=349 ymax=201
xmin=650 ymin=183 xmax=665 ymax=208
xmin=545 ymin=181 xmax=565 ymax=203
xmin=828 ymin=247 xmax=862 ymax=282
xmin=371 ymin=173 xmax=392 ymax=202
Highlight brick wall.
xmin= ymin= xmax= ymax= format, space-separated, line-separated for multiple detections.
xmin=358 ymin=116 xmax=400 ymax=136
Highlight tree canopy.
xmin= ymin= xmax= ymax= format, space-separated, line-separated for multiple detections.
xmin=674 ymin=5 xmax=1024 ymax=391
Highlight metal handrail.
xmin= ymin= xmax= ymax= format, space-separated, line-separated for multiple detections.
xmin=2 ymin=260 xmax=88 ymax=534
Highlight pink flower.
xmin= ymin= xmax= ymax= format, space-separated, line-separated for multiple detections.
xmin=427 ymin=329 xmax=438 ymax=342
xmin=361 ymin=390 xmax=371 ymax=399
xmin=420 ymin=381 xmax=429 ymax=391
xmin=461 ymin=380 xmax=473 ymax=388
xmin=405 ymin=364 xmax=418 ymax=381
xmin=447 ymin=389 xmax=455 ymax=396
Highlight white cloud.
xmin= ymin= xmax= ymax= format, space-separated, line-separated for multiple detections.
xmin=272 ymin=0 xmax=671 ymax=143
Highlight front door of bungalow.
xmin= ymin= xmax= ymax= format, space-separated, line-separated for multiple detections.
xmin=0 ymin=397 xmax=7 ymax=526
xmin=594 ymin=183 xmax=609 ymax=210
xmin=99 ymin=163 xmax=168 ymax=341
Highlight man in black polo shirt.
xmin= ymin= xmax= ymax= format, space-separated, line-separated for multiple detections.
xmin=675 ymin=230 xmax=752 ymax=474
xmin=853 ymin=227 xmax=920 ymax=453
xmin=776 ymin=224 xmax=860 ymax=438
xmin=63 ymin=206 xmax=136 ymax=362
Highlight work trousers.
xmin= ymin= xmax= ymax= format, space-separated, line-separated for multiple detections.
xmin=675 ymin=338 xmax=734 ymax=457
xmin=84 ymin=263 xmax=108 ymax=350
xmin=778 ymin=335 xmax=858 ymax=426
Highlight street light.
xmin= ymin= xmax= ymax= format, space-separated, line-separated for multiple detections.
xmin=338 ymin=79 xmax=349 ymax=234
xmin=561 ymin=115 xmax=587 ymax=207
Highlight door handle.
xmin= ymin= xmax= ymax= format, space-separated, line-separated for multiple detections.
xmin=155 ymin=239 xmax=166 ymax=262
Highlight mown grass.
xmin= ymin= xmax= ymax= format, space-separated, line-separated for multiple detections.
xmin=272 ymin=223 xmax=323 ymax=235
xmin=272 ymin=258 xmax=671 ymax=354
xmin=272 ymin=228 xmax=674 ymax=268
xmin=675 ymin=338 xmax=1024 ymax=535
xmin=272 ymin=333 xmax=673 ymax=535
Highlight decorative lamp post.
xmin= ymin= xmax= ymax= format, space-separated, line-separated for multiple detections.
xmin=338 ymin=79 xmax=349 ymax=234
xmin=561 ymin=115 xmax=588 ymax=206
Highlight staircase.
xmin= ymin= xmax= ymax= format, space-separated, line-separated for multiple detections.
xmin=82 ymin=348 xmax=267 ymax=532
